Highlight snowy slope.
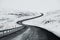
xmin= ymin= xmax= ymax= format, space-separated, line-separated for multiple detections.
xmin=23 ymin=10 xmax=60 ymax=37
xmin=0 ymin=11 xmax=40 ymax=30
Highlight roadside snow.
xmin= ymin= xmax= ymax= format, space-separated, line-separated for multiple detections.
xmin=23 ymin=10 xmax=60 ymax=37
xmin=0 ymin=11 xmax=40 ymax=30
xmin=0 ymin=15 xmax=22 ymax=30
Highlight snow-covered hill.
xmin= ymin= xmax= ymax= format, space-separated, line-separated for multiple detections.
xmin=0 ymin=11 xmax=40 ymax=30
xmin=23 ymin=10 xmax=60 ymax=37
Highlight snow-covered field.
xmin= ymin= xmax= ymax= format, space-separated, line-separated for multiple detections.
xmin=0 ymin=11 xmax=41 ymax=30
xmin=1 ymin=10 xmax=60 ymax=37
xmin=23 ymin=10 xmax=60 ymax=37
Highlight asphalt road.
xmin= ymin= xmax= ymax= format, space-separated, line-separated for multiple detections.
xmin=0 ymin=26 xmax=60 ymax=40
xmin=0 ymin=13 xmax=60 ymax=40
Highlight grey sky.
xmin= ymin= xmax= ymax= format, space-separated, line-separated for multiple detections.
xmin=0 ymin=0 xmax=60 ymax=13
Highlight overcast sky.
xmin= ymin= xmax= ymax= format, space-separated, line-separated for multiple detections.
xmin=0 ymin=0 xmax=60 ymax=13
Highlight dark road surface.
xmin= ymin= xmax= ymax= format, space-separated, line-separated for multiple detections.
xmin=0 ymin=26 xmax=60 ymax=40
xmin=0 ymin=13 xmax=60 ymax=40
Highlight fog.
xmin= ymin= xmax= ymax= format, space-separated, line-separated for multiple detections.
xmin=0 ymin=0 xmax=60 ymax=13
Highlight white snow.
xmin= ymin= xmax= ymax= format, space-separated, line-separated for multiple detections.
xmin=0 ymin=11 xmax=40 ymax=30
xmin=23 ymin=10 xmax=60 ymax=37
xmin=0 ymin=14 xmax=21 ymax=30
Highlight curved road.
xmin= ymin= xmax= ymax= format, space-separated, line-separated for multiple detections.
xmin=0 ymin=13 xmax=60 ymax=40
xmin=17 ymin=13 xmax=43 ymax=25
